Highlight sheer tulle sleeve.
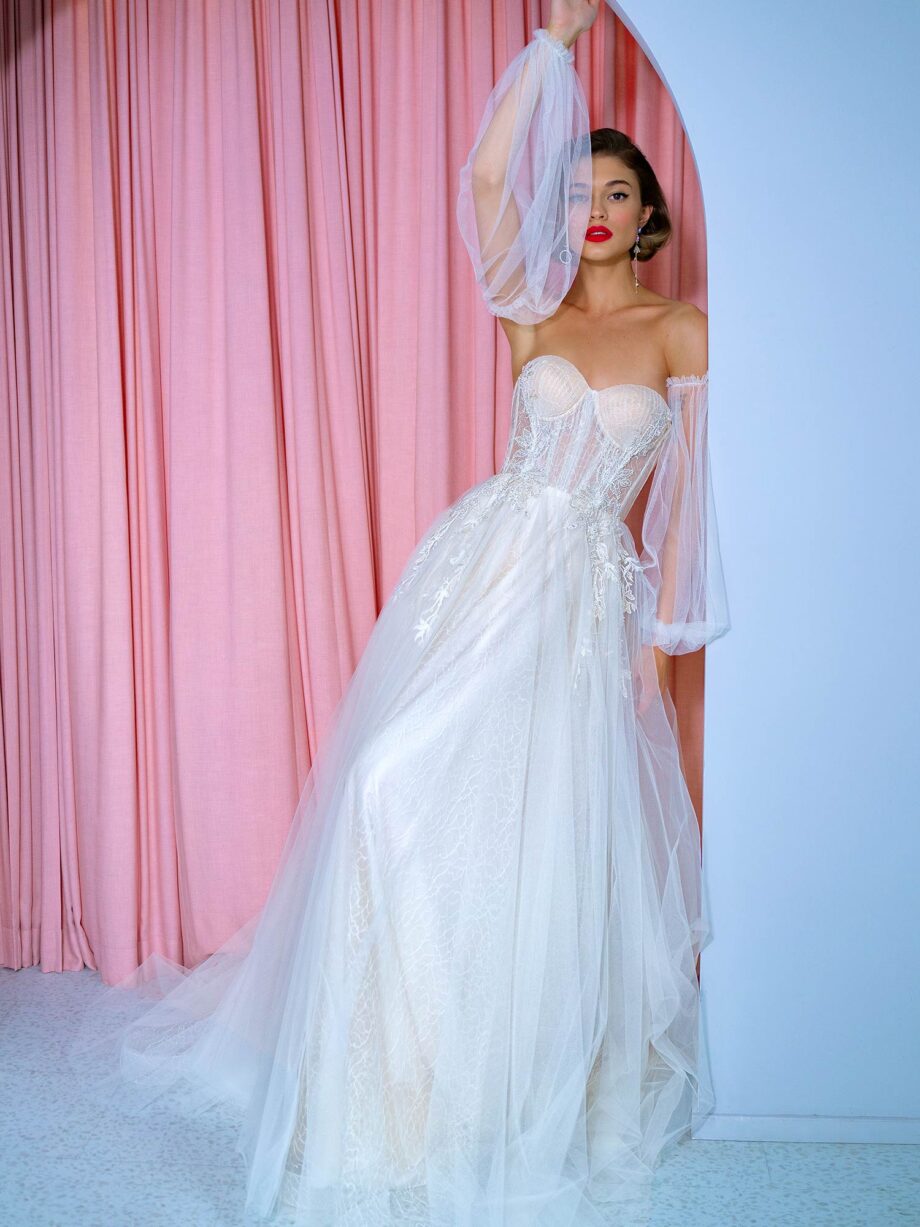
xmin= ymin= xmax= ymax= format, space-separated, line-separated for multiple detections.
xmin=455 ymin=29 xmax=592 ymax=324
xmin=636 ymin=373 xmax=731 ymax=654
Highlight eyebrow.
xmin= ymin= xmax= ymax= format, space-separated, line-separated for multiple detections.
xmin=573 ymin=179 xmax=632 ymax=189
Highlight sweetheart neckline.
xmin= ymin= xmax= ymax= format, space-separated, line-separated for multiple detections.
xmin=514 ymin=354 xmax=699 ymax=411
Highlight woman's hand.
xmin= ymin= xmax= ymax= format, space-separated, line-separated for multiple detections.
xmin=546 ymin=0 xmax=601 ymax=49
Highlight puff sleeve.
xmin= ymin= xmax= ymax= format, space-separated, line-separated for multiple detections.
xmin=455 ymin=29 xmax=592 ymax=324
xmin=636 ymin=373 xmax=731 ymax=654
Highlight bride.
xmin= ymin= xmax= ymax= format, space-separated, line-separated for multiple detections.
xmin=69 ymin=3 xmax=730 ymax=1224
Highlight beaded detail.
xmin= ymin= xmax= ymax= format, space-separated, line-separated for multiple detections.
xmin=503 ymin=364 xmax=672 ymax=625
xmin=391 ymin=360 xmax=673 ymax=658
xmin=563 ymin=405 xmax=671 ymax=622
xmin=391 ymin=479 xmax=505 ymax=644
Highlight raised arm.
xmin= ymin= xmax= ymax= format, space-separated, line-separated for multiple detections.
xmin=456 ymin=7 xmax=599 ymax=323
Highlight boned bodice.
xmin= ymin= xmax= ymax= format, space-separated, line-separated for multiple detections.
xmin=499 ymin=354 xmax=673 ymax=521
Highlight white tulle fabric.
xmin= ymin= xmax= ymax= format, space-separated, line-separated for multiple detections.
xmin=456 ymin=29 xmax=592 ymax=324
xmin=636 ymin=371 xmax=730 ymax=654
xmin=68 ymin=26 xmax=730 ymax=1227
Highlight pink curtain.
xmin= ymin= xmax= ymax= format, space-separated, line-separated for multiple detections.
xmin=0 ymin=0 xmax=707 ymax=984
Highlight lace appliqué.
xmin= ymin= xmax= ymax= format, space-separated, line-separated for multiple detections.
xmin=568 ymin=490 xmax=640 ymax=699
xmin=492 ymin=411 xmax=555 ymax=511
xmin=566 ymin=409 xmax=672 ymax=696
xmin=566 ymin=408 xmax=672 ymax=624
xmin=391 ymin=480 xmax=503 ymax=644
xmin=391 ymin=375 xmax=671 ymax=659
xmin=568 ymin=496 xmax=637 ymax=620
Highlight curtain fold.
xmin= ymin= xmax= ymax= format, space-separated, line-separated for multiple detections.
xmin=0 ymin=0 xmax=708 ymax=983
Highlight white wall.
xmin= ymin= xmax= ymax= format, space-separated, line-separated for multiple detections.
xmin=609 ymin=0 xmax=920 ymax=1141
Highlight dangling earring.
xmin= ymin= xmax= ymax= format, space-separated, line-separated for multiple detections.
xmin=632 ymin=225 xmax=644 ymax=294
xmin=559 ymin=243 xmax=572 ymax=264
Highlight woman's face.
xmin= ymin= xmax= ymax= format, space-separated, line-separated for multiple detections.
xmin=571 ymin=154 xmax=651 ymax=263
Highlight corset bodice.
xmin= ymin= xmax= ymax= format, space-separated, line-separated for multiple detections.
xmin=393 ymin=355 xmax=680 ymax=643
xmin=499 ymin=354 xmax=673 ymax=522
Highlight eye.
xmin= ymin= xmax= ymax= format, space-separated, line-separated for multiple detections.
xmin=569 ymin=190 xmax=629 ymax=203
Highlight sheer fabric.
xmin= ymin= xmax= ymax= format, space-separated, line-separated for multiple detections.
xmin=636 ymin=373 xmax=731 ymax=654
xmin=456 ymin=29 xmax=592 ymax=323
xmin=67 ymin=26 xmax=730 ymax=1227
xmin=456 ymin=26 xmax=729 ymax=655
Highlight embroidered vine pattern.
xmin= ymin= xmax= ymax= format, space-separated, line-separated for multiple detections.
xmin=566 ymin=408 xmax=671 ymax=695
xmin=392 ymin=487 xmax=480 ymax=600
xmin=391 ymin=479 xmax=506 ymax=644
xmin=565 ymin=405 xmax=672 ymax=623
xmin=392 ymin=363 xmax=672 ymax=656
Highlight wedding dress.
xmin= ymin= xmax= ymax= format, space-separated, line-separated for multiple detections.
xmin=68 ymin=27 xmax=730 ymax=1227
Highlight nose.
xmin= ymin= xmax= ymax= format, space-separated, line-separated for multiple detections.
xmin=590 ymin=200 xmax=607 ymax=219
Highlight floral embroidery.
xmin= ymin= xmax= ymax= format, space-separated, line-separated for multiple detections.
xmin=568 ymin=493 xmax=642 ymax=616
xmin=392 ymin=479 xmax=504 ymax=645
xmin=563 ymin=405 xmax=671 ymax=624
xmin=393 ymin=365 xmax=672 ymax=652
xmin=392 ymin=482 xmax=497 ymax=603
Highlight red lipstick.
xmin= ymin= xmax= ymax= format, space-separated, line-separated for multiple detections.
xmin=585 ymin=226 xmax=613 ymax=243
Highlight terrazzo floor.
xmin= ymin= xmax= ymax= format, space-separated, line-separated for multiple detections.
xmin=0 ymin=965 xmax=916 ymax=1226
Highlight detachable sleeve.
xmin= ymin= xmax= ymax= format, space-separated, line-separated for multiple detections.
xmin=455 ymin=29 xmax=592 ymax=324
xmin=636 ymin=373 xmax=731 ymax=654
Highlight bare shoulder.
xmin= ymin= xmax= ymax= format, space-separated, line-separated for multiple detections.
xmin=662 ymin=299 xmax=708 ymax=378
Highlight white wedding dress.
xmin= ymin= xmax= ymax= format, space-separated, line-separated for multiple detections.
xmin=68 ymin=28 xmax=730 ymax=1227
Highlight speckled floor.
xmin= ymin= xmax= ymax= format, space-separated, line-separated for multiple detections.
xmin=0 ymin=965 xmax=916 ymax=1226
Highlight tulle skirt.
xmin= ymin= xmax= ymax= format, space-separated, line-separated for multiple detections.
xmin=67 ymin=474 xmax=715 ymax=1226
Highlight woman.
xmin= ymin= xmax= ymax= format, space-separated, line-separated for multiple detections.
xmin=70 ymin=4 xmax=730 ymax=1225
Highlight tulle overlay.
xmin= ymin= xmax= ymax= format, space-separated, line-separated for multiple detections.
xmin=68 ymin=27 xmax=730 ymax=1227
xmin=68 ymin=358 xmax=724 ymax=1226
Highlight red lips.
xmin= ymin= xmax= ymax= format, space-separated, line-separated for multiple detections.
xmin=585 ymin=226 xmax=612 ymax=243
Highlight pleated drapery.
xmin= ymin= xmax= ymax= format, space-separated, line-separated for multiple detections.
xmin=0 ymin=0 xmax=709 ymax=983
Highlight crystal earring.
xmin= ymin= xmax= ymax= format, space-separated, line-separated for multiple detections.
xmin=559 ymin=244 xmax=572 ymax=264
xmin=632 ymin=225 xmax=644 ymax=294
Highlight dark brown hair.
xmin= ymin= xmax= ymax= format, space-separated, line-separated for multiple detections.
xmin=589 ymin=128 xmax=671 ymax=262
